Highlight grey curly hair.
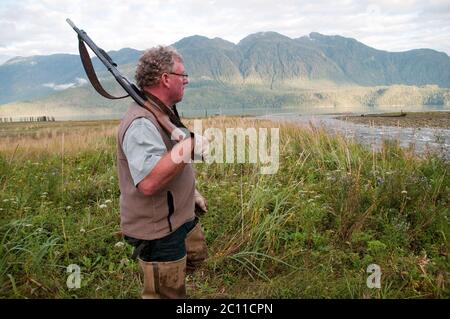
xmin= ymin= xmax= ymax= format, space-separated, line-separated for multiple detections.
xmin=135 ymin=46 xmax=183 ymax=89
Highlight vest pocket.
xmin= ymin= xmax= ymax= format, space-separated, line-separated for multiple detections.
xmin=167 ymin=191 xmax=175 ymax=232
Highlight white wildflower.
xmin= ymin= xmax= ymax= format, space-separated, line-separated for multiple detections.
xmin=114 ymin=242 xmax=125 ymax=248
xmin=66 ymin=206 xmax=72 ymax=210
xmin=99 ymin=204 xmax=107 ymax=209
xmin=80 ymin=228 xmax=86 ymax=233
xmin=401 ymin=190 xmax=408 ymax=194
xmin=104 ymin=200 xmax=112 ymax=204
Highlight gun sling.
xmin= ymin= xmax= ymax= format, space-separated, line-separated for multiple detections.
xmin=78 ymin=37 xmax=129 ymax=100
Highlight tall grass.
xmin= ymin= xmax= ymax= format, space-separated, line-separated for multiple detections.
xmin=0 ymin=118 xmax=448 ymax=298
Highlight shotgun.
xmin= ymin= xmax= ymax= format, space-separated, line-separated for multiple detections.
xmin=66 ymin=18 xmax=188 ymax=141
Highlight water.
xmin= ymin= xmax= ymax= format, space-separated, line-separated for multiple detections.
xmin=11 ymin=104 xmax=448 ymax=160
xmin=179 ymin=104 xmax=450 ymax=118
xmin=48 ymin=105 xmax=450 ymax=161
xmin=50 ymin=104 xmax=450 ymax=121
xmin=259 ymin=112 xmax=450 ymax=160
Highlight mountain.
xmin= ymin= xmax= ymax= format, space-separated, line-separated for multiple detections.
xmin=1 ymin=32 xmax=450 ymax=109
xmin=0 ymin=48 xmax=143 ymax=104
xmin=174 ymin=35 xmax=242 ymax=83
xmin=297 ymin=32 xmax=450 ymax=87
xmin=0 ymin=54 xmax=85 ymax=104
xmin=236 ymin=32 xmax=348 ymax=88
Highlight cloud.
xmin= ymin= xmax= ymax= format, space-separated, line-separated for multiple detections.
xmin=0 ymin=0 xmax=449 ymax=59
xmin=43 ymin=77 xmax=87 ymax=91
xmin=43 ymin=82 xmax=76 ymax=91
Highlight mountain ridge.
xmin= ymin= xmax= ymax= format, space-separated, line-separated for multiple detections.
xmin=1 ymin=31 xmax=450 ymax=108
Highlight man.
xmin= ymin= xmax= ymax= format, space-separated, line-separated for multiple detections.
xmin=116 ymin=46 xmax=208 ymax=299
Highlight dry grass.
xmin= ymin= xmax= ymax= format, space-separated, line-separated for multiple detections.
xmin=0 ymin=120 xmax=119 ymax=159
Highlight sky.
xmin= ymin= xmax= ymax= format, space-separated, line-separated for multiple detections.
xmin=1 ymin=0 xmax=450 ymax=64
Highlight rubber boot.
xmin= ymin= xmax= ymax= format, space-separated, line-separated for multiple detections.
xmin=185 ymin=222 xmax=208 ymax=272
xmin=138 ymin=255 xmax=187 ymax=299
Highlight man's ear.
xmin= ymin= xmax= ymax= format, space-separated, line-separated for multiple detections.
xmin=161 ymin=73 xmax=170 ymax=88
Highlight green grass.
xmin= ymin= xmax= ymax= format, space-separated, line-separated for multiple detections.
xmin=0 ymin=119 xmax=448 ymax=298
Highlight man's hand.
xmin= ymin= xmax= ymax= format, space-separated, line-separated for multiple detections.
xmin=194 ymin=189 xmax=208 ymax=215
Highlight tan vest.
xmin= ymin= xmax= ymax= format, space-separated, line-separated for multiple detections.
xmin=117 ymin=103 xmax=195 ymax=240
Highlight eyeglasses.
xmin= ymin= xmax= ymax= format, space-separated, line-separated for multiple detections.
xmin=169 ymin=72 xmax=189 ymax=78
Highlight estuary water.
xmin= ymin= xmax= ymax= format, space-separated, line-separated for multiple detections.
xmin=52 ymin=104 xmax=450 ymax=121
xmin=47 ymin=104 xmax=450 ymax=160
xmin=258 ymin=112 xmax=450 ymax=160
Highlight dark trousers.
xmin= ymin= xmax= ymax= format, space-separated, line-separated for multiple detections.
xmin=124 ymin=218 xmax=197 ymax=262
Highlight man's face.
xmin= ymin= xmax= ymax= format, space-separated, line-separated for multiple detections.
xmin=167 ymin=59 xmax=189 ymax=105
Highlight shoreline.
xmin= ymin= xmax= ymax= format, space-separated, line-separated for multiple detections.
xmin=1 ymin=110 xmax=449 ymax=131
xmin=336 ymin=111 xmax=450 ymax=130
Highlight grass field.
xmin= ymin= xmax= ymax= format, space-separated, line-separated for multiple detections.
xmin=0 ymin=117 xmax=448 ymax=298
